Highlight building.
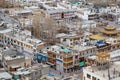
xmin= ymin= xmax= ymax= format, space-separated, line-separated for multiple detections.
xmin=98 ymin=25 xmax=120 ymax=37
xmin=75 ymin=8 xmax=98 ymax=20
xmin=98 ymin=5 xmax=120 ymax=14
xmin=47 ymin=45 xmax=73 ymax=73
xmin=12 ymin=63 xmax=49 ymax=80
xmin=83 ymin=52 xmax=120 ymax=80
xmin=47 ymin=9 xmax=76 ymax=22
xmin=58 ymin=34 xmax=83 ymax=47
xmin=39 ymin=1 xmax=76 ymax=22
xmin=0 ymin=72 xmax=12 ymax=80
xmin=6 ymin=0 xmax=40 ymax=6
xmin=0 ymin=47 xmax=32 ymax=71
xmin=0 ymin=28 xmax=45 ymax=53
xmin=47 ymin=45 xmax=97 ymax=73
xmin=36 ymin=53 xmax=48 ymax=63
xmin=15 ymin=9 xmax=33 ymax=27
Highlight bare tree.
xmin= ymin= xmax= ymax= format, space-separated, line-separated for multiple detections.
xmin=32 ymin=11 xmax=58 ymax=45
xmin=0 ymin=0 xmax=8 ymax=8
xmin=0 ymin=0 xmax=22 ymax=8
xmin=32 ymin=13 xmax=42 ymax=38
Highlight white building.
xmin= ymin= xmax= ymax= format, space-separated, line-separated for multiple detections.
xmin=6 ymin=0 xmax=40 ymax=6
xmin=0 ymin=28 xmax=44 ymax=53
xmin=83 ymin=50 xmax=120 ymax=80
xmin=39 ymin=1 xmax=76 ymax=22
xmin=98 ymin=6 xmax=120 ymax=14
xmin=47 ymin=9 xmax=75 ymax=22
xmin=75 ymin=8 xmax=98 ymax=20
xmin=81 ymin=20 xmax=97 ymax=28
xmin=83 ymin=63 xmax=120 ymax=80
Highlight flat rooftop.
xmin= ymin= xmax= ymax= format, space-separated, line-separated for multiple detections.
xmin=0 ymin=47 xmax=25 ymax=61
xmin=0 ymin=28 xmax=43 ymax=47
xmin=47 ymin=9 xmax=74 ymax=14
xmin=88 ymin=49 xmax=120 ymax=60
xmin=73 ymin=45 xmax=96 ymax=52
xmin=84 ymin=63 xmax=120 ymax=80
xmin=0 ymin=72 xmax=12 ymax=79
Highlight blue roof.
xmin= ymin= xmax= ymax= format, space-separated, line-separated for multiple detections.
xmin=37 ymin=53 xmax=47 ymax=57
xmin=96 ymin=41 xmax=105 ymax=46
xmin=47 ymin=74 xmax=54 ymax=77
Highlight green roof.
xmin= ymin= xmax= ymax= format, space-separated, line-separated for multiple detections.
xmin=61 ymin=46 xmax=71 ymax=53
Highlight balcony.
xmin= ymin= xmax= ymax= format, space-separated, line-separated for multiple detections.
xmin=48 ymin=55 xmax=56 ymax=59
xmin=63 ymin=57 xmax=73 ymax=62
xmin=63 ymin=60 xmax=73 ymax=63
xmin=63 ymin=62 xmax=73 ymax=68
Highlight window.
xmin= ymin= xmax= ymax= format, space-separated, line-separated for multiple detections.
xmin=92 ymin=76 xmax=96 ymax=80
xmin=35 ymin=72 xmax=38 ymax=75
xmin=79 ymin=53 xmax=81 ymax=56
xmin=61 ymin=13 xmax=64 ymax=18
xmin=18 ymin=42 xmax=19 ymax=45
xmin=14 ymin=40 xmax=16 ymax=43
xmin=63 ymin=38 xmax=66 ymax=41
xmin=21 ymin=43 xmax=23 ymax=46
xmin=91 ymin=50 xmax=93 ymax=53
xmin=60 ymin=56 xmax=62 ymax=59
xmin=87 ymin=74 xmax=91 ymax=79
xmin=75 ymin=55 xmax=78 ymax=59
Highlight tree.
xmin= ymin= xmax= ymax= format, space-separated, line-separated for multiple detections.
xmin=32 ymin=10 xmax=58 ymax=45
xmin=0 ymin=0 xmax=9 ymax=8
xmin=0 ymin=0 xmax=22 ymax=8
xmin=32 ymin=13 xmax=42 ymax=38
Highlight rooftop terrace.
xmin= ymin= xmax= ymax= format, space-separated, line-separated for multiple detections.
xmin=84 ymin=64 xmax=120 ymax=80
xmin=0 ymin=28 xmax=43 ymax=47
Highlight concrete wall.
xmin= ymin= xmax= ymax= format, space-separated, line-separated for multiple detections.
xmin=41 ymin=65 xmax=50 ymax=75
xmin=31 ymin=70 xmax=41 ymax=80
xmin=6 ymin=57 xmax=25 ymax=69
